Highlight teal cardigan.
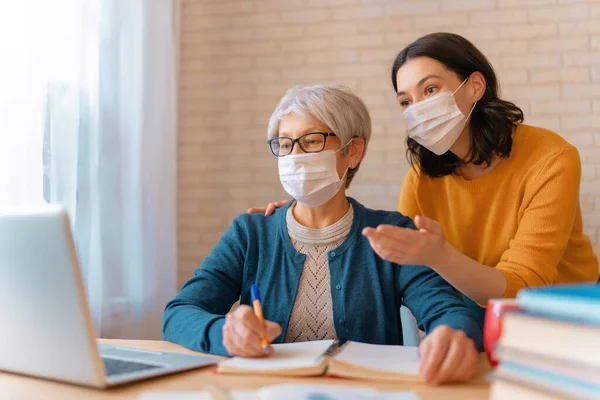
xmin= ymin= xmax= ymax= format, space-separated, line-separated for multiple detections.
xmin=163 ymin=198 xmax=483 ymax=356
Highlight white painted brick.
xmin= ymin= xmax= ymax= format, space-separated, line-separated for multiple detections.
xmin=524 ymin=117 xmax=561 ymax=131
xmin=281 ymin=38 xmax=331 ymax=52
xmin=561 ymin=116 xmax=600 ymax=130
xmin=477 ymin=39 xmax=528 ymax=55
xmin=181 ymin=43 xmax=229 ymax=59
xmin=498 ymin=70 xmax=529 ymax=85
xmin=470 ymin=9 xmax=528 ymax=25
xmin=596 ymin=133 xmax=600 ymax=145
xmin=255 ymin=54 xmax=304 ymax=69
xmin=253 ymin=26 xmax=305 ymax=40
xmin=501 ymin=54 xmax=561 ymax=68
xmin=529 ymin=4 xmax=590 ymax=21
xmin=530 ymin=36 xmax=589 ymax=52
xmin=385 ymin=1 xmax=440 ymax=16
xmin=359 ymin=48 xmax=397 ymax=63
xmin=562 ymin=83 xmax=600 ymax=98
xmin=531 ymin=100 xmax=591 ymax=115
xmin=333 ymin=63 xmax=387 ymax=79
xmin=256 ymin=0 xmax=304 ymax=12
xmin=183 ymin=15 xmax=231 ymax=30
xmin=451 ymin=27 xmax=499 ymax=40
xmin=333 ymin=34 xmax=385 ymax=49
xmin=204 ymin=1 xmax=255 ymax=15
xmin=306 ymin=50 xmax=359 ymax=66
xmin=281 ymin=67 xmax=334 ymax=82
xmin=183 ymin=28 xmax=254 ymax=44
xmin=593 ymin=67 xmax=600 ymax=82
xmin=563 ymin=52 xmax=600 ymax=67
xmin=355 ymin=17 xmax=415 ymax=34
xmin=281 ymin=9 xmax=330 ymax=24
xmin=301 ymin=22 xmax=359 ymax=37
xmin=498 ymin=0 xmax=557 ymax=7
xmin=386 ymin=32 xmax=424 ymax=47
xmin=441 ymin=0 xmax=495 ymax=11
xmin=530 ymin=67 xmax=590 ymax=83
xmin=305 ymin=0 xmax=360 ymax=6
xmin=231 ymin=12 xmax=279 ymax=27
xmin=332 ymin=5 xmax=384 ymax=20
xmin=230 ymin=41 xmax=278 ymax=56
xmin=359 ymin=77 xmax=393 ymax=92
xmin=559 ymin=21 xmax=600 ymax=35
xmin=414 ymin=13 xmax=469 ymax=29
xmin=594 ymin=100 xmax=600 ymax=113
xmin=593 ymin=3 xmax=600 ymax=17
xmin=500 ymin=24 xmax=557 ymax=39
xmin=593 ymin=36 xmax=600 ymax=49
xmin=567 ymin=133 xmax=596 ymax=146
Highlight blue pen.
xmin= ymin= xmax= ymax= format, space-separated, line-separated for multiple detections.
xmin=250 ymin=284 xmax=269 ymax=352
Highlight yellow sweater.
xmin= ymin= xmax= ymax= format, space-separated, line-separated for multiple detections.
xmin=398 ymin=124 xmax=599 ymax=299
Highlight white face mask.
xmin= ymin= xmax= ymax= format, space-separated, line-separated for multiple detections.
xmin=402 ymin=77 xmax=476 ymax=156
xmin=278 ymin=141 xmax=351 ymax=208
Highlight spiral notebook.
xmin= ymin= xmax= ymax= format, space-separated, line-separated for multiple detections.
xmin=216 ymin=340 xmax=422 ymax=383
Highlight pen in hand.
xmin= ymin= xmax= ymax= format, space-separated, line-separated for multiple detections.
xmin=250 ymin=284 xmax=270 ymax=353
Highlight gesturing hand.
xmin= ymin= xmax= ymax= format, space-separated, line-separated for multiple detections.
xmin=362 ymin=215 xmax=448 ymax=269
xmin=222 ymin=305 xmax=282 ymax=357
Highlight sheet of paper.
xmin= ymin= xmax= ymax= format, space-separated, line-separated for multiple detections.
xmin=258 ymin=384 xmax=420 ymax=400
xmin=139 ymin=385 xmax=420 ymax=400
xmin=218 ymin=340 xmax=334 ymax=371
xmin=333 ymin=342 xmax=420 ymax=375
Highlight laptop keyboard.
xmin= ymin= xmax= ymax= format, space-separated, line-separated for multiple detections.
xmin=102 ymin=357 xmax=163 ymax=377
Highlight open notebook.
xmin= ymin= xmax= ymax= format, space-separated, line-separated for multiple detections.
xmin=216 ymin=340 xmax=422 ymax=383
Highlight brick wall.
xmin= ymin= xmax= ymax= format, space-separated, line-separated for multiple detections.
xmin=177 ymin=0 xmax=600 ymax=287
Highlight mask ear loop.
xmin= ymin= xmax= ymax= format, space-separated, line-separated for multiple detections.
xmin=335 ymin=138 xmax=354 ymax=181
xmin=466 ymin=102 xmax=477 ymax=121
xmin=452 ymin=76 xmax=470 ymax=95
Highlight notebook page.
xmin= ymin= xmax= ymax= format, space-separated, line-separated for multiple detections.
xmin=219 ymin=340 xmax=334 ymax=371
xmin=332 ymin=342 xmax=420 ymax=375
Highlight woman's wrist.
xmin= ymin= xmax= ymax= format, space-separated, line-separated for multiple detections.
xmin=430 ymin=240 xmax=458 ymax=272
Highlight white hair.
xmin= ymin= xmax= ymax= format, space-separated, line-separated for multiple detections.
xmin=267 ymin=83 xmax=372 ymax=187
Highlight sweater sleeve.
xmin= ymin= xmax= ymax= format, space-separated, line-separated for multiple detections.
xmin=398 ymin=167 xmax=421 ymax=219
xmin=162 ymin=216 xmax=247 ymax=356
xmin=396 ymin=220 xmax=483 ymax=351
xmin=496 ymin=147 xmax=582 ymax=298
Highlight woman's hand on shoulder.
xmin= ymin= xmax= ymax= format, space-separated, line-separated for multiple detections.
xmin=247 ymin=200 xmax=289 ymax=216
xmin=362 ymin=215 xmax=449 ymax=269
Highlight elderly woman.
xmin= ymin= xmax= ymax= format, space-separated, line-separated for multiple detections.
xmin=163 ymin=84 xmax=483 ymax=385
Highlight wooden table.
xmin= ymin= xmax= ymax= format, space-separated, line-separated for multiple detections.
xmin=0 ymin=339 xmax=491 ymax=399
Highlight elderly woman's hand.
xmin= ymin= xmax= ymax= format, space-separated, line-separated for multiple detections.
xmin=247 ymin=200 xmax=288 ymax=217
xmin=222 ymin=305 xmax=282 ymax=357
xmin=362 ymin=215 xmax=448 ymax=269
xmin=418 ymin=325 xmax=479 ymax=385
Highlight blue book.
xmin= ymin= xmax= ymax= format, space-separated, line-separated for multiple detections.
xmin=492 ymin=360 xmax=600 ymax=400
xmin=517 ymin=283 xmax=600 ymax=325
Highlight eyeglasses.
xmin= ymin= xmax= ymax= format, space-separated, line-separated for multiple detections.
xmin=268 ymin=132 xmax=337 ymax=157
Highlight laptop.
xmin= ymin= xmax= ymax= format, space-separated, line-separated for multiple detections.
xmin=0 ymin=205 xmax=216 ymax=388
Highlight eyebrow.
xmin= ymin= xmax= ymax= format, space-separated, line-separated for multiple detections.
xmin=396 ymin=74 xmax=442 ymax=97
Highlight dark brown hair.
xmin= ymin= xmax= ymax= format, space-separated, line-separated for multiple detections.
xmin=391 ymin=32 xmax=524 ymax=178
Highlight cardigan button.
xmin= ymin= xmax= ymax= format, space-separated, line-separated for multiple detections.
xmin=335 ymin=284 xmax=342 ymax=291
xmin=339 ymin=319 xmax=346 ymax=325
xmin=330 ymin=251 xmax=336 ymax=257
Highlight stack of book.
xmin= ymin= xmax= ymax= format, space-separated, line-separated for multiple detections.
xmin=490 ymin=283 xmax=600 ymax=400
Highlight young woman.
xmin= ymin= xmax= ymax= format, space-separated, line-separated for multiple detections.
xmin=250 ymin=33 xmax=599 ymax=327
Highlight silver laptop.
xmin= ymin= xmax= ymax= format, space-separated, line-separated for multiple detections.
xmin=0 ymin=205 xmax=216 ymax=388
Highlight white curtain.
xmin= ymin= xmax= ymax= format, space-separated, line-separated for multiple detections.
xmin=0 ymin=0 xmax=177 ymax=339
